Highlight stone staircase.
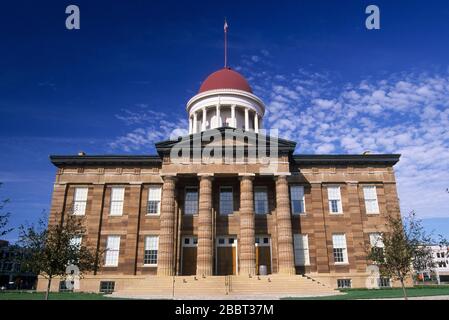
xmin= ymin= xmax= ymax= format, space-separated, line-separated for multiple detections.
xmin=111 ymin=274 xmax=337 ymax=299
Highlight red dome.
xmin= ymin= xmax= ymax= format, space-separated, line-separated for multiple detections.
xmin=199 ymin=68 xmax=252 ymax=93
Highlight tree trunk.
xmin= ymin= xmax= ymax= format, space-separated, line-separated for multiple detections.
xmin=400 ymin=278 xmax=408 ymax=300
xmin=45 ymin=277 xmax=52 ymax=301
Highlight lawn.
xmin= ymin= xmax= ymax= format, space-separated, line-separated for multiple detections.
xmin=0 ymin=291 xmax=118 ymax=300
xmin=284 ymin=285 xmax=449 ymax=300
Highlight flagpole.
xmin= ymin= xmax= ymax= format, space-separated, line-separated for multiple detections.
xmin=224 ymin=19 xmax=228 ymax=68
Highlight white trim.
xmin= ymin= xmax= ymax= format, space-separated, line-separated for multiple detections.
xmin=184 ymin=186 xmax=199 ymax=216
xmin=290 ymin=185 xmax=306 ymax=215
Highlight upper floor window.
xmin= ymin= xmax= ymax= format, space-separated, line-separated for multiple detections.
xmin=73 ymin=187 xmax=88 ymax=215
xmin=363 ymin=186 xmax=379 ymax=214
xmin=332 ymin=234 xmax=348 ymax=264
xmin=328 ymin=186 xmax=343 ymax=214
xmin=105 ymin=235 xmax=120 ymax=267
xmin=254 ymin=186 xmax=269 ymax=215
xmin=293 ymin=234 xmax=310 ymax=266
xmin=110 ymin=187 xmax=125 ymax=216
xmin=147 ymin=185 xmax=162 ymax=215
xmin=70 ymin=236 xmax=82 ymax=249
xmin=184 ymin=187 xmax=198 ymax=215
xmin=290 ymin=186 xmax=305 ymax=215
xmin=220 ymin=187 xmax=234 ymax=215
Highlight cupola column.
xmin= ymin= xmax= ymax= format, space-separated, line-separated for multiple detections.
xmin=202 ymin=108 xmax=207 ymax=131
xmin=231 ymin=105 xmax=236 ymax=128
xmin=193 ymin=112 xmax=198 ymax=134
xmin=189 ymin=117 xmax=193 ymax=134
xmin=244 ymin=108 xmax=249 ymax=131
xmin=216 ymin=104 xmax=221 ymax=128
xmin=254 ymin=113 xmax=259 ymax=133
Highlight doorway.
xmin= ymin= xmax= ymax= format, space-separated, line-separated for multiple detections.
xmin=255 ymin=235 xmax=272 ymax=274
xmin=181 ymin=236 xmax=197 ymax=275
xmin=216 ymin=236 xmax=238 ymax=275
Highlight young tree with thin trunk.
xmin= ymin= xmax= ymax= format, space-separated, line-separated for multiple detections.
xmin=0 ymin=183 xmax=13 ymax=236
xmin=367 ymin=211 xmax=446 ymax=300
xmin=18 ymin=213 xmax=101 ymax=300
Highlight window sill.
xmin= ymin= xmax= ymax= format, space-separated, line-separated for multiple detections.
xmin=143 ymin=264 xmax=157 ymax=267
xmin=366 ymin=212 xmax=380 ymax=215
xmin=108 ymin=215 xmax=124 ymax=217
xmin=146 ymin=214 xmax=160 ymax=217
xmin=104 ymin=265 xmax=118 ymax=268
xmin=334 ymin=262 xmax=349 ymax=266
xmin=329 ymin=212 xmax=343 ymax=215
xmin=292 ymin=213 xmax=306 ymax=217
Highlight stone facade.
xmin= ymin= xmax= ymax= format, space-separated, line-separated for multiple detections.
xmin=39 ymin=136 xmax=402 ymax=293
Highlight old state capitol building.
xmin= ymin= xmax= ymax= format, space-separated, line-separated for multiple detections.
xmin=38 ymin=66 xmax=402 ymax=297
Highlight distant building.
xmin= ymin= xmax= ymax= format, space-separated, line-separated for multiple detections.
xmin=0 ymin=240 xmax=37 ymax=290
xmin=430 ymin=245 xmax=449 ymax=283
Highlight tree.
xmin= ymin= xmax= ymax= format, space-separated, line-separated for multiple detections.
xmin=18 ymin=213 xmax=101 ymax=300
xmin=367 ymin=211 xmax=446 ymax=300
xmin=0 ymin=183 xmax=13 ymax=236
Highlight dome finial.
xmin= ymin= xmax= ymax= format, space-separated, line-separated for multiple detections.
xmin=224 ymin=18 xmax=229 ymax=68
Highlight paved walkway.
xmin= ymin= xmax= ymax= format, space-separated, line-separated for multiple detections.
xmin=367 ymin=295 xmax=449 ymax=300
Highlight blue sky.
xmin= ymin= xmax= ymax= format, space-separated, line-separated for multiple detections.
xmin=0 ymin=0 xmax=448 ymax=242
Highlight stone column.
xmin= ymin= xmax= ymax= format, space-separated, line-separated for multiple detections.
xmin=196 ymin=174 xmax=214 ymax=276
xmin=157 ymin=175 xmax=176 ymax=276
xmin=275 ymin=175 xmax=296 ymax=274
xmin=244 ymin=108 xmax=249 ymax=131
xmin=193 ymin=112 xmax=198 ymax=134
xmin=189 ymin=117 xmax=192 ymax=134
xmin=239 ymin=174 xmax=256 ymax=275
xmin=202 ymin=108 xmax=207 ymax=131
xmin=254 ymin=113 xmax=259 ymax=133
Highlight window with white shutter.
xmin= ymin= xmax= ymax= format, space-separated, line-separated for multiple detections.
xmin=363 ymin=186 xmax=380 ymax=214
xmin=110 ymin=187 xmax=125 ymax=216
xmin=328 ymin=186 xmax=343 ymax=214
xmin=290 ymin=186 xmax=305 ymax=215
xmin=73 ymin=187 xmax=88 ymax=215
xmin=147 ymin=186 xmax=162 ymax=215
xmin=184 ymin=187 xmax=198 ymax=215
xmin=70 ymin=236 xmax=82 ymax=248
xmin=293 ymin=234 xmax=310 ymax=266
xmin=332 ymin=234 xmax=348 ymax=263
xmin=105 ymin=236 xmax=120 ymax=266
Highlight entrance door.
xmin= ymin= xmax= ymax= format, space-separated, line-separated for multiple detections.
xmin=255 ymin=236 xmax=271 ymax=274
xmin=181 ymin=236 xmax=197 ymax=275
xmin=216 ymin=236 xmax=237 ymax=275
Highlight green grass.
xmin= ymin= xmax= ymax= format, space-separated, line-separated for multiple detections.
xmin=284 ymin=285 xmax=449 ymax=300
xmin=0 ymin=291 xmax=119 ymax=300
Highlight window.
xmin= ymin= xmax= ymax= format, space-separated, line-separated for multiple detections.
xmin=110 ymin=187 xmax=125 ymax=216
xmin=293 ymin=234 xmax=310 ymax=266
xmin=147 ymin=186 xmax=162 ymax=215
xmin=363 ymin=186 xmax=379 ymax=214
xmin=59 ymin=280 xmax=73 ymax=292
xmin=290 ymin=186 xmax=305 ymax=215
xmin=254 ymin=187 xmax=269 ymax=215
xmin=332 ymin=234 xmax=348 ymax=264
xmin=73 ymin=187 xmax=88 ymax=215
xmin=337 ymin=279 xmax=352 ymax=288
xmin=105 ymin=236 xmax=120 ymax=267
xmin=99 ymin=281 xmax=115 ymax=294
xmin=70 ymin=236 xmax=82 ymax=248
xmin=184 ymin=187 xmax=198 ymax=215
xmin=220 ymin=187 xmax=233 ymax=215
xmin=144 ymin=236 xmax=159 ymax=265
xmin=328 ymin=186 xmax=343 ymax=214
xmin=378 ymin=277 xmax=391 ymax=288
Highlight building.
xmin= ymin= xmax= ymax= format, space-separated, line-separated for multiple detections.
xmin=418 ymin=245 xmax=449 ymax=284
xmin=0 ymin=240 xmax=37 ymax=290
xmin=37 ymin=66 xmax=402 ymax=297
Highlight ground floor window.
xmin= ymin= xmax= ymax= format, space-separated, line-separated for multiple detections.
xmin=378 ymin=277 xmax=391 ymax=288
xmin=337 ymin=279 xmax=352 ymax=289
xmin=144 ymin=236 xmax=159 ymax=265
xmin=59 ymin=280 xmax=73 ymax=292
xmin=99 ymin=281 xmax=115 ymax=294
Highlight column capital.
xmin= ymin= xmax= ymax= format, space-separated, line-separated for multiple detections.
xmin=238 ymin=173 xmax=255 ymax=181
xmin=198 ymin=173 xmax=214 ymax=181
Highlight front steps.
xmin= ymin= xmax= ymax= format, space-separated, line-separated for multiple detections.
xmin=111 ymin=274 xmax=338 ymax=299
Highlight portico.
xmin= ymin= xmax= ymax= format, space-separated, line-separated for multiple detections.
xmin=156 ymin=171 xmax=295 ymax=277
